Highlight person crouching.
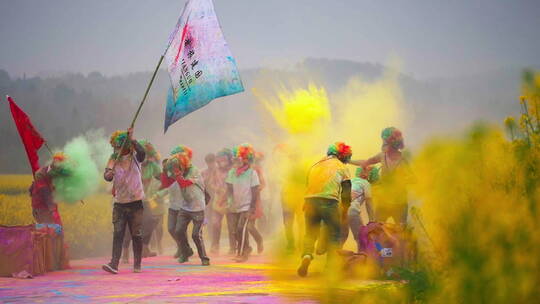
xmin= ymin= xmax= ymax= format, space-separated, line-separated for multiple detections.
xmin=160 ymin=152 xmax=210 ymax=266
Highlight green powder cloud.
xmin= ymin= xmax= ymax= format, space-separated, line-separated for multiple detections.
xmin=52 ymin=130 xmax=111 ymax=203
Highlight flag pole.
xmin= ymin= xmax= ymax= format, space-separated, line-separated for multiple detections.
xmin=130 ymin=55 xmax=165 ymax=129
xmin=111 ymin=54 xmax=165 ymax=168
xmin=112 ymin=25 xmax=175 ymax=165
xmin=5 ymin=96 xmax=85 ymax=205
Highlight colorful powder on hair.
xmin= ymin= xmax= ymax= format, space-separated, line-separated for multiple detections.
xmin=233 ymin=143 xmax=255 ymax=163
xmin=109 ymin=130 xmax=128 ymax=148
xmin=167 ymin=152 xmax=191 ymax=173
xmin=381 ymin=126 xmax=404 ymax=150
xmin=326 ymin=142 xmax=352 ymax=161
xmin=253 ymin=63 xmax=406 ymax=298
xmin=139 ymin=140 xmax=160 ymax=160
xmin=170 ymin=145 xmax=193 ymax=159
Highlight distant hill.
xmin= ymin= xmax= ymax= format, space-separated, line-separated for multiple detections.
xmin=0 ymin=58 xmax=523 ymax=173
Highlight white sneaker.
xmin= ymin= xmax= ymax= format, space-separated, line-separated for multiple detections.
xmin=102 ymin=263 xmax=118 ymax=274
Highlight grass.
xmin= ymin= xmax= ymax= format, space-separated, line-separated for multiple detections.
xmin=0 ymin=175 xmax=113 ymax=258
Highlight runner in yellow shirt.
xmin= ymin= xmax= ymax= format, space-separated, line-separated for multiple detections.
xmin=298 ymin=142 xmax=352 ymax=277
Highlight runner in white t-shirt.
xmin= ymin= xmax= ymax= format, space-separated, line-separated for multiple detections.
xmin=222 ymin=144 xmax=260 ymax=262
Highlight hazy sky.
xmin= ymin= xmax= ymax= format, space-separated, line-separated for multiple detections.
xmin=1 ymin=0 xmax=539 ymax=79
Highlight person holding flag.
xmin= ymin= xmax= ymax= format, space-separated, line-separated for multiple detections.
xmin=5 ymin=95 xmax=62 ymax=224
xmin=29 ymin=153 xmax=70 ymax=225
xmin=102 ymin=128 xmax=146 ymax=275
xmin=121 ymin=140 xmax=163 ymax=263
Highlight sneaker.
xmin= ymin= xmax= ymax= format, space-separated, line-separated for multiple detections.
xmin=177 ymin=255 xmax=189 ymax=263
xmin=297 ymin=255 xmax=312 ymax=277
xmin=201 ymin=259 xmax=210 ymax=266
xmin=187 ymin=247 xmax=194 ymax=258
xmin=102 ymin=263 xmax=118 ymax=274
xmin=133 ymin=266 xmax=142 ymax=273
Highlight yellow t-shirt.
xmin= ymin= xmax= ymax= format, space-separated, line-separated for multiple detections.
xmin=305 ymin=156 xmax=351 ymax=201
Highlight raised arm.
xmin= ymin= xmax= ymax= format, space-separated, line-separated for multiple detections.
xmin=132 ymin=140 xmax=146 ymax=163
xmin=349 ymin=153 xmax=382 ymax=167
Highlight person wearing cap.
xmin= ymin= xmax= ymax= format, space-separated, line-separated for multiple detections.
xmin=297 ymin=142 xmax=352 ymax=277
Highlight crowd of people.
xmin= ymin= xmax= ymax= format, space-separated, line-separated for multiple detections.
xmin=97 ymin=129 xmax=267 ymax=274
xmin=29 ymin=126 xmax=412 ymax=277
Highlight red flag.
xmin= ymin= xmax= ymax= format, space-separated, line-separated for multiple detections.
xmin=7 ymin=95 xmax=45 ymax=174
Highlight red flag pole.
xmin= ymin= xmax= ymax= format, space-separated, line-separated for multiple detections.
xmin=6 ymin=95 xmax=84 ymax=205
xmin=6 ymin=95 xmax=45 ymax=174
